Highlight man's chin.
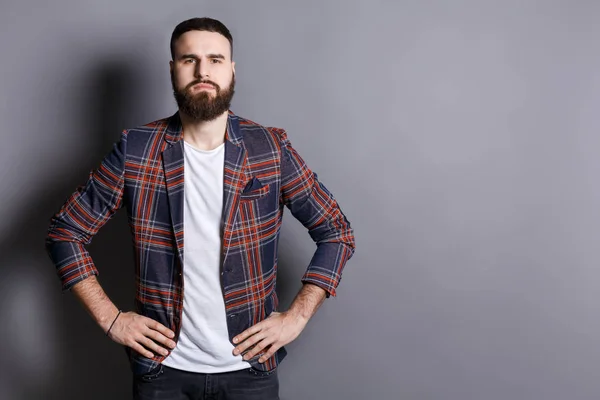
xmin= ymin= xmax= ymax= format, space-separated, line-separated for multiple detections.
xmin=189 ymin=87 xmax=216 ymax=95
xmin=189 ymin=101 xmax=218 ymax=111
xmin=185 ymin=89 xmax=213 ymax=99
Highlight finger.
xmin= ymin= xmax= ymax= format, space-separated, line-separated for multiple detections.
xmin=255 ymin=344 xmax=272 ymax=362
xmin=145 ymin=318 xmax=175 ymax=339
xmin=259 ymin=344 xmax=280 ymax=363
xmin=131 ymin=342 xmax=154 ymax=359
xmin=240 ymin=336 xmax=268 ymax=359
xmin=140 ymin=336 xmax=170 ymax=357
xmin=145 ymin=327 xmax=177 ymax=349
xmin=233 ymin=323 xmax=264 ymax=345
xmin=243 ymin=336 xmax=274 ymax=360
xmin=233 ymin=331 xmax=267 ymax=355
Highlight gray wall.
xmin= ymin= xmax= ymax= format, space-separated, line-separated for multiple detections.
xmin=1 ymin=0 xmax=600 ymax=399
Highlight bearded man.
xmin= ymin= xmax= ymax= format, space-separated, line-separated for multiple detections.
xmin=46 ymin=17 xmax=355 ymax=400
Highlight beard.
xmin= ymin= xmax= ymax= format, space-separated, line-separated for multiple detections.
xmin=171 ymin=72 xmax=235 ymax=122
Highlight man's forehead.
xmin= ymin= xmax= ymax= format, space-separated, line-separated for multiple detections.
xmin=175 ymin=30 xmax=230 ymax=57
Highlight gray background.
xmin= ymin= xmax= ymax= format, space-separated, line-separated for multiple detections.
xmin=1 ymin=0 xmax=600 ymax=399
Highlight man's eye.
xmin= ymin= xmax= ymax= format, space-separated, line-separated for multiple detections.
xmin=211 ymin=59 xmax=221 ymax=63
xmin=185 ymin=59 xmax=196 ymax=64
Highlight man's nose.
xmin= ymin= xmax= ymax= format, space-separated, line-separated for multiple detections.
xmin=195 ymin=60 xmax=209 ymax=79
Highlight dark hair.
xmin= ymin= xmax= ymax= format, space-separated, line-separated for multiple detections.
xmin=170 ymin=17 xmax=233 ymax=60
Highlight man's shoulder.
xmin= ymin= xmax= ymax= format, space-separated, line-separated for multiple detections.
xmin=120 ymin=114 xmax=177 ymax=153
xmin=125 ymin=115 xmax=173 ymax=136
xmin=234 ymin=113 xmax=287 ymax=146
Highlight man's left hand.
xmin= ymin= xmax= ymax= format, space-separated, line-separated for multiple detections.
xmin=232 ymin=311 xmax=308 ymax=363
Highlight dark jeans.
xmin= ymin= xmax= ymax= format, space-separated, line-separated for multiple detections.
xmin=133 ymin=364 xmax=280 ymax=400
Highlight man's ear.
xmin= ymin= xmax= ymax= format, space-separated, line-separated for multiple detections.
xmin=232 ymin=61 xmax=236 ymax=75
xmin=169 ymin=60 xmax=173 ymax=73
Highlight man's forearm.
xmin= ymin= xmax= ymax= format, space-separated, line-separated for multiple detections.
xmin=286 ymin=283 xmax=327 ymax=323
xmin=71 ymin=276 xmax=120 ymax=334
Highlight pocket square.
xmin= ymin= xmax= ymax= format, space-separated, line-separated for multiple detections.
xmin=242 ymin=177 xmax=264 ymax=193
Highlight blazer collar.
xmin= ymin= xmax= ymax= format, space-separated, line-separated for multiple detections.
xmin=164 ymin=110 xmax=243 ymax=146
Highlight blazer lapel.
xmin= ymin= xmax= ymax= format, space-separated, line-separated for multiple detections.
xmin=162 ymin=113 xmax=185 ymax=265
xmin=222 ymin=113 xmax=247 ymax=254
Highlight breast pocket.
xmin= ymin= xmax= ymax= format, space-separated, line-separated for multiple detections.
xmin=239 ymin=183 xmax=271 ymax=201
xmin=236 ymin=181 xmax=279 ymax=245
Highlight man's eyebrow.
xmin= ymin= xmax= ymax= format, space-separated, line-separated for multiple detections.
xmin=179 ymin=54 xmax=199 ymax=60
xmin=178 ymin=53 xmax=226 ymax=60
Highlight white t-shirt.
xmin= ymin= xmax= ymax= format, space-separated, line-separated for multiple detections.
xmin=162 ymin=140 xmax=251 ymax=373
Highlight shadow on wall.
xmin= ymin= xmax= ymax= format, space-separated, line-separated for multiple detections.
xmin=0 ymin=59 xmax=145 ymax=400
xmin=0 ymin=56 xmax=305 ymax=400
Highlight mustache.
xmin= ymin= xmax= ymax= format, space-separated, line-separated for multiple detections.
xmin=185 ymin=79 xmax=219 ymax=91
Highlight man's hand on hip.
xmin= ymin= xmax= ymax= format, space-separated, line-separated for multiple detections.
xmin=108 ymin=311 xmax=177 ymax=359
xmin=232 ymin=311 xmax=308 ymax=363
xmin=232 ymin=283 xmax=327 ymax=363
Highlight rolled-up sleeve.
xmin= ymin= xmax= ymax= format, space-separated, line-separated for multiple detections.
xmin=45 ymin=130 xmax=128 ymax=291
xmin=275 ymin=128 xmax=355 ymax=297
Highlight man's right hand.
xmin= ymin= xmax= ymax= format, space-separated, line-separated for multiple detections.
xmin=69 ymin=276 xmax=177 ymax=359
xmin=107 ymin=311 xmax=177 ymax=359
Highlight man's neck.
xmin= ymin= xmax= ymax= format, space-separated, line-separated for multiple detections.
xmin=180 ymin=111 xmax=228 ymax=151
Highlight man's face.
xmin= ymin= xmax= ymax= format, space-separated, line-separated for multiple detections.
xmin=170 ymin=30 xmax=236 ymax=122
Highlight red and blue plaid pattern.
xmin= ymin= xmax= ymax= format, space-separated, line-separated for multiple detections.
xmin=46 ymin=111 xmax=355 ymax=375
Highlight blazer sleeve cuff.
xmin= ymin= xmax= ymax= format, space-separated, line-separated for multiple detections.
xmin=300 ymin=242 xmax=354 ymax=298
xmin=49 ymin=241 xmax=99 ymax=292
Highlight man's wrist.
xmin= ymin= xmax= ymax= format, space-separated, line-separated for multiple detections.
xmin=106 ymin=310 xmax=122 ymax=336
xmin=284 ymin=308 xmax=310 ymax=326
xmin=99 ymin=307 xmax=121 ymax=333
xmin=285 ymin=283 xmax=327 ymax=323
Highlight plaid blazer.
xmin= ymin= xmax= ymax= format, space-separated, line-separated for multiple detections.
xmin=45 ymin=111 xmax=355 ymax=376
